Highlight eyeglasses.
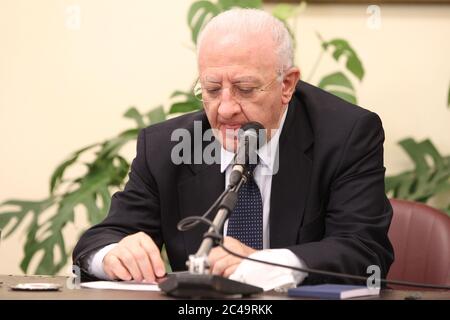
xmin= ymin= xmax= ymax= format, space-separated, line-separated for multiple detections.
xmin=193 ymin=72 xmax=283 ymax=105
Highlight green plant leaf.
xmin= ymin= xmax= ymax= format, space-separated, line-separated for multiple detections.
xmin=385 ymin=172 xmax=409 ymax=198
xmin=0 ymin=198 xmax=55 ymax=238
xmin=98 ymin=186 xmax=111 ymax=215
xmin=396 ymin=173 xmax=416 ymax=199
xmin=169 ymin=101 xmax=203 ymax=114
xmin=51 ymin=159 xmax=127 ymax=231
xmin=420 ymin=139 xmax=445 ymax=170
xmin=124 ymin=107 xmax=145 ymax=128
xmin=20 ymin=215 xmax=41 ymax=273
xmin=0 ymin=211 xmax=27 ymax=234
xmin=2 ymin=110 xmax=139 ymax=274
xmin=318 ymin=72 xmax=357 ymax=104
xmin=385 ymin=138 xmax=450 ymax=209
xmin=1 ymin=198 xmax=66 ymax=274
xmin=272 ymin=3 xmax=297 ymax=21
xmin=188 ymin=1 xmax=221 ymax=44
xmin=318 ymin=72 xmax=355 ymax=91
xmin=447 ymin=83 xmax=450 ymax=108
xmin=171 ymin=90 xmax=195 ymax=99
xmin=50 ymin=156 xmax=78 ymax=194
xmin=35 ymin=232 xmax=66 ymax=275
xmin=321 ymin=38 xmax=365 ymax=81
xmin=95 ymin=129 xmax=139 ymax=160
xmin=432 ymin=179 xmax=450 ymax=195
xmin=21 ymin=224 xmax=67 ymax=275
xmin=327 ymin=91 xmax=357 ymax=105
xmin=398 ymin=138 xmax=432 ymax=174
xmin=161 ymin=244 xmax=172 ymax=273
xmin=444 ymin=204 xmax=450 ymax=217
xmin=49 ymin=143 xmax=99 ymax=194
xmin=147 ymin=106 xmax=166 ymax=124
xmin=82 ymin=196 xmax=103 ymax=225
xmin=169 ymin=90 xmax=203 ymax=114
xmin=218 ymin=0 xmax=262 ymax=10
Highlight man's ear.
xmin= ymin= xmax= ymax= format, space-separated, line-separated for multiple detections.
xmin=281 ymin=67 xmax=300 ymax=105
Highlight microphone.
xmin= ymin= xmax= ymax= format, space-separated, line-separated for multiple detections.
xmin=229 ymin=122 xmax=266 ymax=186
xmin=158 ymin=122 xmax=267 ymax=298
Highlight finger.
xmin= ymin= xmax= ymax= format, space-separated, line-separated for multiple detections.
xmin=222 ymin=236 xmax=257 ymax=257
xmin=128 ymin=245 xmax=156 ymax=283
xmin=211 ymin=255 xmax=241 ymax=276
xmin=117 ymin=247 xmax=143 ymax=281
xmin=208 ymin=246 xmax=227 ymax=266
xmin=139 ymin=236 xmax=166 ymax=278
xmin=223 ymin=263 xmax=240 ymax=278
xmin=103 ymin=256 xmax=116 ymax=280
xmin=108 ymin=254 xmax=132 ymax=281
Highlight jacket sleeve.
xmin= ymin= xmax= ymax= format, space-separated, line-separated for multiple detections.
xmin=72 ymin=128 xmax=162 ymax=274
xmin=288 ymin=112 xmax=394 ymax=285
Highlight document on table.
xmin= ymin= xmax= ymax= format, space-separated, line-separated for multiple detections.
xmin=80 ymin=281 xmax=160 ymax=291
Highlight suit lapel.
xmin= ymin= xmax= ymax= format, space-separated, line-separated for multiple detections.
xmin=177 ymin=117 xmax=225 ymax=257
xmin=270 ymin=94 xmax=314 ymax=248
xmin=176 ymin=94 xmax=315 ymax=253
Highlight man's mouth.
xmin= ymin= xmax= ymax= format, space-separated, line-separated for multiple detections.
xmin=220 ymin=123 xmax=242 ymax=130
xmin=220 ymin=124 xmax=242 ymax=139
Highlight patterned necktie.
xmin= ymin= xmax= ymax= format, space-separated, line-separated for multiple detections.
xmin=227 ymin=164 xmax=263 ymax=250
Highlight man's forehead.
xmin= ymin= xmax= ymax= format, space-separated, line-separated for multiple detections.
xmin=198 ymin=32 xmax=277 ymax=64
xmin=198 ymin=41 xmax=278 ymax=80
xmin=201 ymin=30 xmax=271 ymax=49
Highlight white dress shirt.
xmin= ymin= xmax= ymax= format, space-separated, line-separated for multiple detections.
xmin=221 ymin=106 xmax=288 ymax=249
xmin=88 ymin=106 xmax=308 ymax=285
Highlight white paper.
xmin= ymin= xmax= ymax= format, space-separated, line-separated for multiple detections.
xmin=230 ymin=249 xmax=307 ymax=291
xmin=80 ymin=280 xmax=160 ymax=291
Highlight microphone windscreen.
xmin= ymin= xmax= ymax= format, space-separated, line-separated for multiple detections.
xmin=240 ymin=121 xmax=266 ymax=149
xmin=241 ymin=121 xmax=264 ymax=132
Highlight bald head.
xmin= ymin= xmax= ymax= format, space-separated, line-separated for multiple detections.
xmin=197 ymin=8 xmax=294 ymax=71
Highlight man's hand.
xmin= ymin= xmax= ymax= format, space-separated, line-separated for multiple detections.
xmin=208 ymin=236 xmax=257 ymax=278
xmin=103 ymin=232 xmax=166 ymax=282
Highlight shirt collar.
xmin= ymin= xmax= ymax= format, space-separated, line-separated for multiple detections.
xmin=220 ymin=106 xmax=289 ymax=174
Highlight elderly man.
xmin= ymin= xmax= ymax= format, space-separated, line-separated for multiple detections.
xmin=73 ymin=9 xmax=393 ymax=287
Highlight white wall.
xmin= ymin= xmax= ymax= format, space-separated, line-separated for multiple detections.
xmin=0 ymin=1 xmax=449 ymax=275
xmin=293 ymin=4 xmax=450 ymax=174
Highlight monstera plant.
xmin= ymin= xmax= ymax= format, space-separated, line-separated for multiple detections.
xmin=385 ymin=138 xmax=450 ymax=215
xmin=1 ymin=0 xmax=395 ymax=275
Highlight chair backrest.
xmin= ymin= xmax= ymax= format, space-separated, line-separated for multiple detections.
xmin=388 ymin=199 xmax=450 ymax=289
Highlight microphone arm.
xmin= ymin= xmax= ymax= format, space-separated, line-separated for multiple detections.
xmin=158 ymin=121 xmax=266 ymax=298
xmin=188 ymin=176 xmax=246 ymax=274
xmin=158 ymin=171 xmax=262 ymax=298
xmin=189 ymin=120 xmax=264 ymax=267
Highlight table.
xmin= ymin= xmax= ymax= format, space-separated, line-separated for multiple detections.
xmin=0 ymin=275 xmax=449 ymax=300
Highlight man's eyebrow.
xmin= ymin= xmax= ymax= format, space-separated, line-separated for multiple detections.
xmin=202 ymin=76 xmax=261 ymax=84
xmin=203 ymin=77 xmax=221 ymax=84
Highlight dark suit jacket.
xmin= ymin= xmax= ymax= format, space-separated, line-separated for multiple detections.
xmin=73 ymin=81 xmax=394 ymax=284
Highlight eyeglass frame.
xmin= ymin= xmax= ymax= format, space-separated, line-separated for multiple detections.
xmin=193 ymin=70 xmax=284 ymax=105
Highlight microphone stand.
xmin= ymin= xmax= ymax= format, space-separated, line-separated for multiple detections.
xmin=159 ymin=171 xmax=263 ymax=298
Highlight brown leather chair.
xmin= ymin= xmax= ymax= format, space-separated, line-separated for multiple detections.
xmin=388 ymin=199 xmax=450 ymax=290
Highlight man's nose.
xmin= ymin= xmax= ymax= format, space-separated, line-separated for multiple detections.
xmin=217 ymin=88 xmax=241 ymax=119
